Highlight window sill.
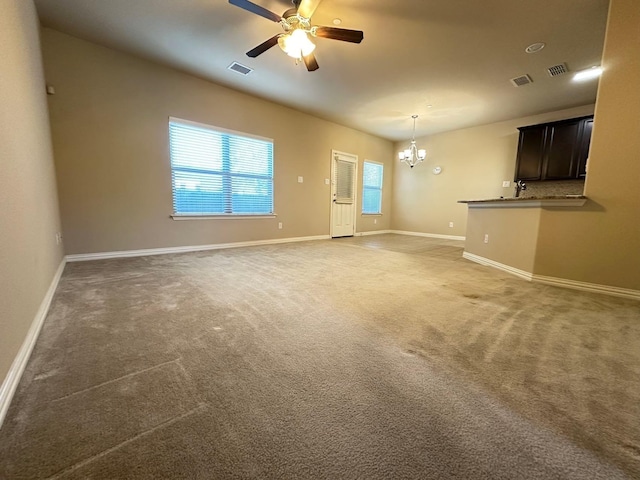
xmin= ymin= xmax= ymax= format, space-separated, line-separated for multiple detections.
xmin=171 ymin=214 xmax=277 ymax=221
xmin=361 ymin=213 xmax=383 ymax=216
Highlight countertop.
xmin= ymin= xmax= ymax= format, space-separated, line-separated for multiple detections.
xmin=458 ymin=195 xmax=587 ymax=208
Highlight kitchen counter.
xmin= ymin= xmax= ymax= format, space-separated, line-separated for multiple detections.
xmin=459 ymin=194 xmax=588 ymax=278
xmin=458 ymin=195 xmax=587 ymax=208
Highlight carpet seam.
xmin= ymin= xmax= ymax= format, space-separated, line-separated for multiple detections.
xmin=49 ymin=358 xmax=181 ymax=403
xmin=45 ymin=403 xmax=208 ymax=480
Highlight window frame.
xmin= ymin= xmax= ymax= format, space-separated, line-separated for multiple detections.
xmin=361 ymin=160 xmax=384 ymax=215
xmin=168 ymin=117 xmax=275 ymax=219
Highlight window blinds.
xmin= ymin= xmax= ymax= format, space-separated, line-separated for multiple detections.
xmin=169 ymin=119 xmax=274 ymax=215
xmin=362 ymin=161 xmax=383 ymax=214
xmin=335 ymin=159 xmax=355 ymax=204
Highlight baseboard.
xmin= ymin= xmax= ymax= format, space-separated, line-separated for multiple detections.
xmin=0 ymin=258 xmax=66 ymax=428
xmin=462 ymin=252 xmax=640 ymax=300
xmin=462 ymin=252 xmax=534 ymax=281
xmin=390 ymin=230 xmax=466 ymax=241
xmin=65 ymin=235 xmax=331 ymax=262
xmin=355 ymin=230 xmax=392 ymax=237
xmin=532 ymin=274 xmax=640 ymax=300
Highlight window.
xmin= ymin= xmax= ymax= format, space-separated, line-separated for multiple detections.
xmin=169 ymin=118 xmax=274 ymax=216
xmin=362 ymin=161 xmax=383 ymax=214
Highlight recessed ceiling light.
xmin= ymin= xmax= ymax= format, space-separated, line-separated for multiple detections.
xmin=427 ymin=104 xmax=433 ymax=108
xmin=525 ymin=42 xmax=546 ymax=54
xmin=333 ymin=18 xmax=342 ymax=25
xmin=573 ymin=66 xmax=603 ymax=82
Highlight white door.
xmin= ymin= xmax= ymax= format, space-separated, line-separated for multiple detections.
xmin=331 ymin=151 xmax=357 ymax=238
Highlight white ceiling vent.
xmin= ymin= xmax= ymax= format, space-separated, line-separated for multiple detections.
xmin=228 ymin=62 xmax=253 ymax=76
xmin=547 ymin=63 xmax=568 ymax=77
xmin=510 ymin=74 xmax=533 ymax=87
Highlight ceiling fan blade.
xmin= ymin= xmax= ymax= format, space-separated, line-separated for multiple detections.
xmin=313 ymin=26 xmax=364 ymax=44
xmin=297 ymin=0 xmax=322 ymax=18
xmin=246 ymin=35 xmax=281 ymax=58
xmin=228 ymin=0 xmax=282 ymax=23
xmin=303 ymin=52 xmax=319 ymax=71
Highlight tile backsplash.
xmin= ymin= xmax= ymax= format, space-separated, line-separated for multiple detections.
xmin=516 ymin=180 xmax=585 ymax=198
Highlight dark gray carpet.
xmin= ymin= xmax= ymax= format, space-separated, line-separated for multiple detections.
xmin=0 ymin=235 xmax=638 ymax=479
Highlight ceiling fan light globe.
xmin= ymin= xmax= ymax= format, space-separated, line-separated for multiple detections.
xmin=279 ymin=29 xmax=316 ymax=59
xmin=301 ymin=41 xmax=316 ymax=57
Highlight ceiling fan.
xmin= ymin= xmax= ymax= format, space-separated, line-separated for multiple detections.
xmin=228 ymin=0 xmax=364 ymax=71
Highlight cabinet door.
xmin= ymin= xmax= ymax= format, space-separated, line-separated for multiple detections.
xmin=543 ymin=120 xmax=582 ymax=180
xmin=515 ymin=126 xmax=545 ymax=181
xmin=577 ymin=119 xmax=593 ymax=178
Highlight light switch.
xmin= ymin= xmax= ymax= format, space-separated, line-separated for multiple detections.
xmin=324 ymin=178 xmax=330 ymax=185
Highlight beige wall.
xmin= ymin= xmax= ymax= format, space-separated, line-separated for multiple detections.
xmin=464 ymin=207 xmax=541 ymax=274
xmin=391 ymin=105 xmax=594 ymax=237
xmin=534 ymin=0 xmax=640 ymax=290
xmin=0 ymin=2 xmax=63 ymax=382
xmin=41 ymin=29 xmax=394 ymax=255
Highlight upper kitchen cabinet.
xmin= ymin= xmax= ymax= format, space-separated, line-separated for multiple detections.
xmin=577 ymin=118 xmax=593 ymax=178
xmin=514 ymin=115 xmax=594 ymax=181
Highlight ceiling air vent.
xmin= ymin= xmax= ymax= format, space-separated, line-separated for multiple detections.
xmin=228 ymin=62 xmax=253 ymax=76
xmin=547 ymin=63 xmax=568 ymax=77
xmin=510 ymin=74 xmax=533 ymax=87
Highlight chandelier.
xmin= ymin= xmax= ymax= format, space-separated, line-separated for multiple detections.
xmin=398 ymin=115 xmax=426 ymax=168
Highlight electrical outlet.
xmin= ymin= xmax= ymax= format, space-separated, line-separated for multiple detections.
xmin=502 ymin=180 xmax=511 ymax=187
xmin=297 ymin=176 xmax=303 ymax=183
xmin=55 ymin=232 xmax=63 ymax=245
xmin=278 ymin=222 xmax=283 ymax=230
xmin=449 ymin=222 xmax=454 ymax=228
xmin=484 ymin=234 xmax=489 ymax=244
xmin=374 ymin=219 xmax=377 ymax=224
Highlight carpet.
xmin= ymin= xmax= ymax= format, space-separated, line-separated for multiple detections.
xmin=0 ymin=234 xmax=638 ymax=479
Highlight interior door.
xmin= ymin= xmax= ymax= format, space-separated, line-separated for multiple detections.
xmin=331 ymin=151 xmax=357 ymax=238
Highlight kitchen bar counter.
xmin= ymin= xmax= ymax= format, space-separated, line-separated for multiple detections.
xmin=459 ymin=195 xmax=588 ymax=279
xmin=458 ymin=195 xmax=587 ymax=208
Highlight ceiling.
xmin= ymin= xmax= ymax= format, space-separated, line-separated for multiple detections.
xmin=34 ymin=0 xmax=609 ymax=141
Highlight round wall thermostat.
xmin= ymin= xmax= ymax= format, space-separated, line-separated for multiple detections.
xmin=432 ymin=166 xmax=442 ymax=175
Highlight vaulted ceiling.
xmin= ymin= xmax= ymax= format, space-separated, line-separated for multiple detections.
xmin=35 ymin=0 xmax=609 ymax=141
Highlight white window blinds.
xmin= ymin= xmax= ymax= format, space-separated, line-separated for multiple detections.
xmin=362 ymin=161 xmax=383 ymax=214
xmin=335 ymin=159 xmax=355 ymax=204
xmin=169 ymin=118 xmax=274 ymax=215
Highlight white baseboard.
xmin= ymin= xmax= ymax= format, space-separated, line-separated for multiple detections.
xmin=532 ymin=274 xmax=640 ymax=300
xmin=65 ymin=235 xmax=331 ymax=262
xmin=355 ymin=230 xmax=392 ymax=237
xmin=462 ymin=252 xmax=640 ymax=300
xmin=462 ymin=252 xmax=533 ymax=281
xmin=0 ymin=258 xmax=66 ymax=428
xmin=390 ymin=230 xmax=466 ymax=241
xmin=66 ymin=230 xmax=469 ymax=262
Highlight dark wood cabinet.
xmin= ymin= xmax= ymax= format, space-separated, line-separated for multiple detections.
xmin=514 ymin=115 xmax=593 ymax=181
xmin=515 ymin=127 xmax=545 ymax=181
xmin=577 ymin=119 xmax=593 ymax=178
